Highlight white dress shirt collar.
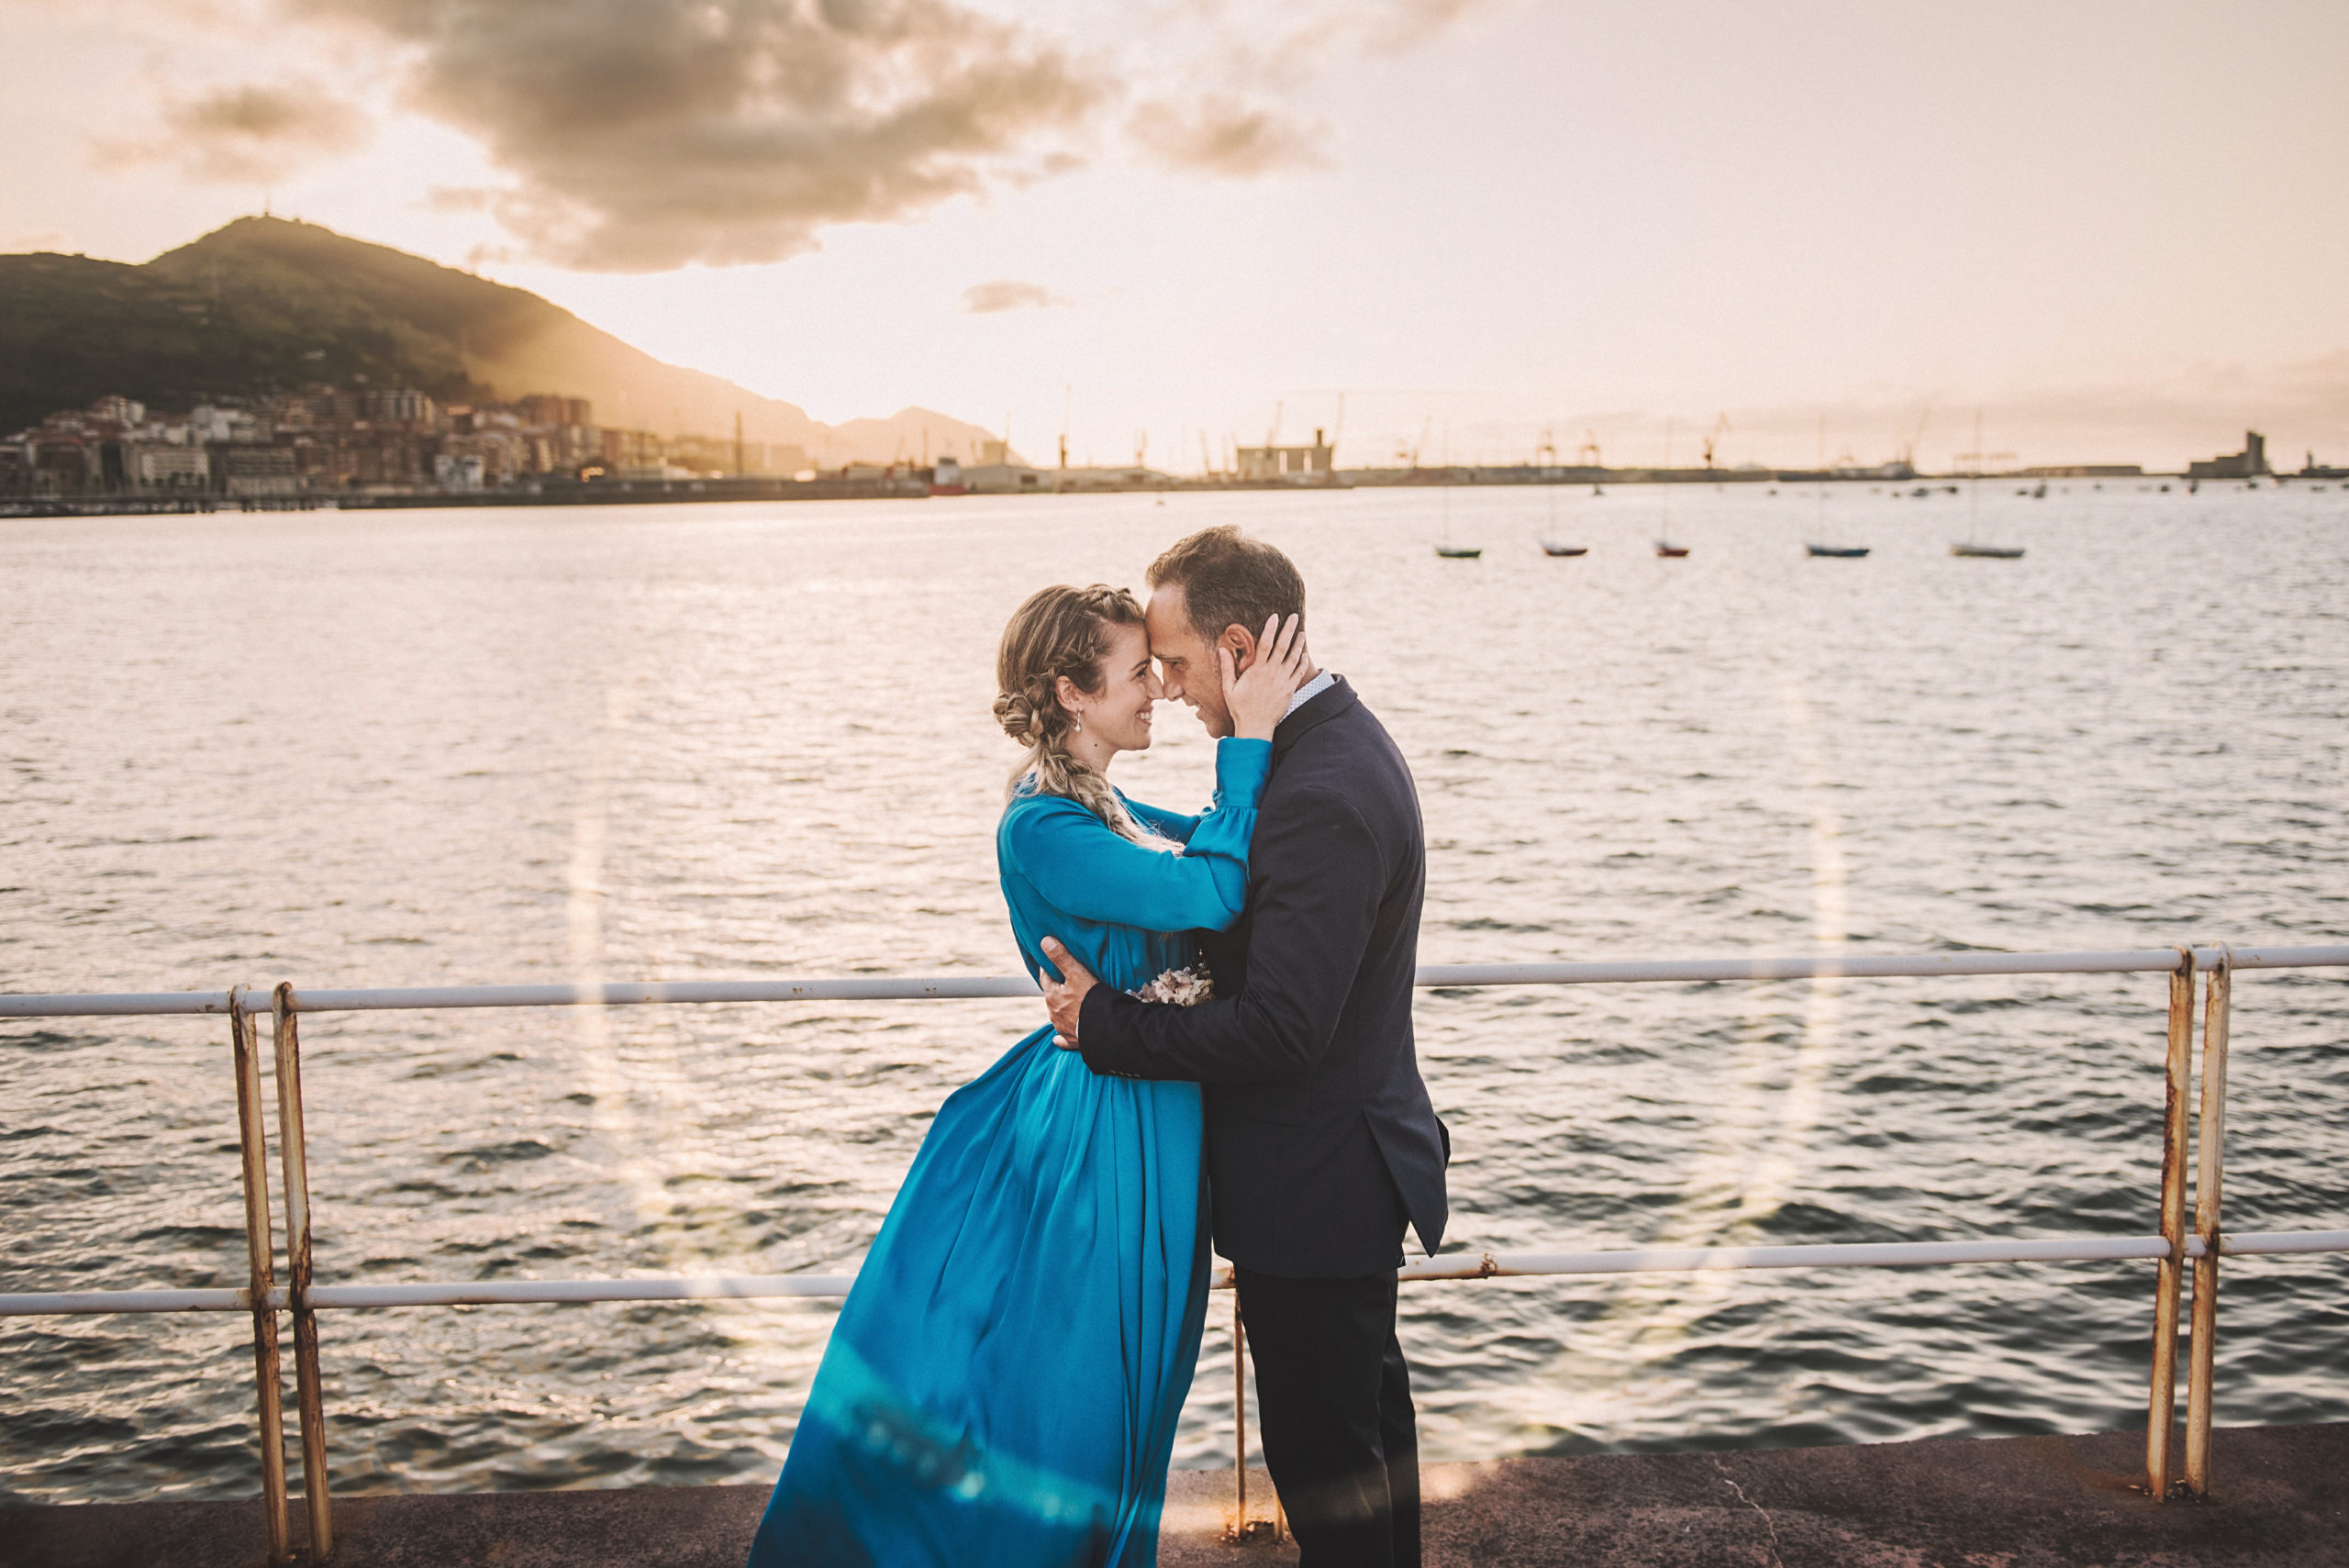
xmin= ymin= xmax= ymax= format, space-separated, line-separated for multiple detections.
xmin=1283 ymin=669 xmax=1339 ymax=720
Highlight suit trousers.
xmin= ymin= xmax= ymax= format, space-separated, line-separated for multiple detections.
xmin=1234 ymin=1267 xmax=1419 ymax=1568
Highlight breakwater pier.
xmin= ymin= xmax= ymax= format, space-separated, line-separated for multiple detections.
xmin=18 ymin=1426 xmax=2349 ymax=1567
xmin=6 ymin=942 xmax=2345 ymax=1564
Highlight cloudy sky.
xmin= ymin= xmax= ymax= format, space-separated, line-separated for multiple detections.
xmin=6 ymin=0 xmax=2345 ymax=471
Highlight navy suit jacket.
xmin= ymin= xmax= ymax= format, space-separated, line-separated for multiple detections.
xmin=1078 ymin=676 xmax=1449 ymax=1278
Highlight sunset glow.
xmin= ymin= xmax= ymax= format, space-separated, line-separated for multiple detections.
xmin=6 ymin=0 xmax=2345 ymax=471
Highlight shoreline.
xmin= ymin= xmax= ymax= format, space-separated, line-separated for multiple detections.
xmin=7 ymin=466 xmax=2328 ymax=521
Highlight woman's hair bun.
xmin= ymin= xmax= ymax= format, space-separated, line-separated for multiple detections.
xmin=993 ymin=689 xmax=1042 ymax=743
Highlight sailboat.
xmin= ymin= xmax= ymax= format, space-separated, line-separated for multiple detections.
xmin=1952 ymin=410 xmax=2024 ymax=558
xmin=1538 ymin=469 xmax=1584 ymax=555
xmin=1653 ymin=419 xmax=1688 ymax=556
xmin=1804 ymin=413 xmax=1866 ymax=556
xmin=1434 ymin=428 xmax=1479 ymax=556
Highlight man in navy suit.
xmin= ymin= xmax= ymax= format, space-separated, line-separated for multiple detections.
xmin=1041 ymin=525 xmax=1448 ymax=1568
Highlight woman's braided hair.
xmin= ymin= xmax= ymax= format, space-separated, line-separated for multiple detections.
xmin=994 ymin=583 xmax=1152 ymax=840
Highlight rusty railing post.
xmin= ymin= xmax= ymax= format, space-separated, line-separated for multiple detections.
xmin=231 ymin=989 xmax=293 ymax=1562
xmin=1233 ymin=1294 xmax=1248 ymax=1537
xmin=2183 ymin=948 xmax=2232 ymax=1496
xmin=2143 ymin=949 xmax=2194 ymax=1498
xmin=273 ymin=984 xmax=332 ymax=1559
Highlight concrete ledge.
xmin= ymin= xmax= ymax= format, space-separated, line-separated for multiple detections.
xmin=11 ymin=1424 xmax=2345 ymax=1567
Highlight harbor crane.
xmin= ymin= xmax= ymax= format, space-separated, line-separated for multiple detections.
xmin=1403 ymin=417 xmax=1432 ymax=469
xmin=1701 ymin=414 xmax=1731 ymax=469
xmin=1896 ymin=402 xmax=1935 ymax=469
xmin=1575 ymin=429 xmax=1602 ymax=466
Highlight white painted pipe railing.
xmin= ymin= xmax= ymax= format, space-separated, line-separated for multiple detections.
xmin=6 ymin=944 xmax=2343 ymax=1018
xmin=3 ymin=940 xmax=2345 ymax=1557
xmin=9 ymin=1230 xmax=2349 ymax=1319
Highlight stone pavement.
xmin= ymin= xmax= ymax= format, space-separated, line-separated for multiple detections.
xmin=12 ymin=1423 xmax=2345 ymax=1567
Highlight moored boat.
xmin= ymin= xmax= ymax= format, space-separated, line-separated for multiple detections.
xmin=1807 ymin=544 xmax=1869 ymax=558
xmin=1435 ymin=545 xmax=1483 ymax=559
xmin=1655 ymin=541 xmax=1689 ymax=558
xmin=1951 ymin=542 xmax=2025 ymax=559
xmin=1541 ymin=542 xmax=1587 ymax=557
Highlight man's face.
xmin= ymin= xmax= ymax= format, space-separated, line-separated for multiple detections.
xmin=1146 ymin=584 xmax=1233 ymax=739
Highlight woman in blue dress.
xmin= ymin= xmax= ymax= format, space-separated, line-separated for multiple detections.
xmin=748 ymin=584 xmax=1308 ymax=1567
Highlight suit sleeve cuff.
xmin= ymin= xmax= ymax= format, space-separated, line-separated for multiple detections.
xmin=1075 ymin=984 xmax=1141 ymax=1078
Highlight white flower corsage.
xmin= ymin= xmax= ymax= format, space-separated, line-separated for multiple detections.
xmin=1128 ymin=962 xmax=1215 ymax=1007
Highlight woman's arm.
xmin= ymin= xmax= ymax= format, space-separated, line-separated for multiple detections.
xmin=1006 ymin=739 xmax=1271 ymax=933
xmin=1119 ymin=731 xmax=1278 ymax=844
xmin=1121 ymin=795 xmax=1202 ymax=844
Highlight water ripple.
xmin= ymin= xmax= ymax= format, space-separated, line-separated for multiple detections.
xmin=2 ymin=484 xmax=2344 ymax=1503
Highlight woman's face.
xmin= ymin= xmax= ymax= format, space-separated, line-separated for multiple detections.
xmin=1069 ymin=621 xmax=1163 ymax=754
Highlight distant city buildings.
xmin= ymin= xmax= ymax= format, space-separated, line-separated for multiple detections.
xmin=0 ymin=387 xmax=830 ymax=501
xmin=961 ymin=459 xmax=1045 ymax=493
xmin=2186 ymin=431 xmax=2269 ymax=480
xmin=2009 ymin=464 xmax=2144 ymax=479
xmin=1831 ymin=460 xmax=1920 ymax=482
xmin=1046 ymin=464 xmax=1175 ymax=492
xmin=1235 ymin=429 xmax=1337 ymax=484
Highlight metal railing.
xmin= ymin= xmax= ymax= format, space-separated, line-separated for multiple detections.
xmin=5 ymin=941 xmax=2346 ymax=1560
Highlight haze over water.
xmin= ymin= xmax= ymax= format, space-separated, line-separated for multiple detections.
xmin=3 ymin=484 xmax=2344 ymax=1505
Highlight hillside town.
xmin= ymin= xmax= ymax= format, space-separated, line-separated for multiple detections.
xmin=0 ymin=387 xmax=835 ymax=499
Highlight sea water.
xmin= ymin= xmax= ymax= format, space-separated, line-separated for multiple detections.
xmin=2 ymin=481 xmax=2343 ymax=1502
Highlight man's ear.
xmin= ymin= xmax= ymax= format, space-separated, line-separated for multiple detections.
xmin=1220 ymin=623 xmax=1258 ymax=671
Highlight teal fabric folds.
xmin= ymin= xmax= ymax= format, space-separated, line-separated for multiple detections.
xmin=746 ymin=738 xmax=1272 ymax=1566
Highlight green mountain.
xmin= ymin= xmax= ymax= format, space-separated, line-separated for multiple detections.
xmin=0 ymin=217 xmax=1004 ymax=463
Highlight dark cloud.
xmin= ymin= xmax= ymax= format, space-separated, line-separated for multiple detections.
xmin=961 ymin=279 xmax=1063 ymax=313
xmin=1127 ymin=95 xmax=1323 ymax=177
xmin=95 ymin=0 xmax=1493 ymax=268
xmin=300 ymin=0 xmax=1104 ymax=271
xmin=99 ymin=81 xmax=371 ymax=183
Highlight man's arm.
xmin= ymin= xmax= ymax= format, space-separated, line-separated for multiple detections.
xmin=1062 ymin=784 xmax=1386 ymax=1084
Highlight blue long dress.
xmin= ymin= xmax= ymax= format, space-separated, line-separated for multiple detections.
xmin=747 ymin=737 xmax=1275 ymax=1568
